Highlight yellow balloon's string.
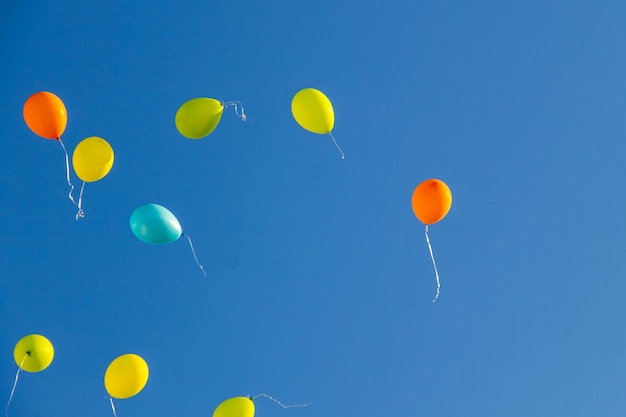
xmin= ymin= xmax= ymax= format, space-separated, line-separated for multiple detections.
xmin=57 ymin=137 xmax=79 ymax=208
xmin=182 ymin=233 xmax=207 ymax=277
xmin=109 ymin=397 xmax=119 ymax=417
xmin=424 ymin=225 xmax=441 ymax=302
xmin=251 ymin=393 xmax=311 ymax=408
xmin=327 ymin=132 xmax=344 ymax=160
xmin=75 ymin=181 xmax=85 ymax=220
xmin=5 ymin=354 xmax=28 ymax=417
xmin=222 ymin=101 xmax=247 ymax=121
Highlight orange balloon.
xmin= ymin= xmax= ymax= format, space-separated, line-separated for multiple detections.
xmin=23 ymin=91 xmax=67 ymax=140
xmin=411 ymin=179 xmax=452 ymax=225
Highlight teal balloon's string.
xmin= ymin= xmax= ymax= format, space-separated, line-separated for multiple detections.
xmin=57 ymin=137 xmax=79 ymax=208
xmin=5 ymin=354 xmax=28 ymax=417
xmin=223 ymin=101 xmax=247 ymax=121
xmin=109 ymin=397 xmax=118 ymax=417
xmin=327 ymin=132 xmax=344 ymax=160
xmin=75 ymin=182 xmax=85 ymax=220
xmin=182 ymin=233 xmax=207 ymax=277
xmin=425 ymin=225 xmax=441 ymax=302
xmin=251 ymin=393 xmax=311 ymax=408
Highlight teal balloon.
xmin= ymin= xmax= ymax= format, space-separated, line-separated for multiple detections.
xmin=130 ymin=204 xmax=182 ymax=244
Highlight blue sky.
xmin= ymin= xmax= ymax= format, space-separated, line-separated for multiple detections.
xmin=2 ymin=1 xmax=626 ymax=416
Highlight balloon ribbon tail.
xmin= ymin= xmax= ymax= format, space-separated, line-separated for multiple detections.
xmin=251 ymin=393 xmax=311 ymax=408
xmin=425 ymin=225 xmax=441 ymax=302
xmin=57 ymin=137 xmax=79 ymax=207
xmin=182 ymin=234 xmax=207 ymax=277
xmin=75 ymin=181 xmax=85 ymax=220
xmin=328 ymin=132 xmax=344 ymax=159
xmin=5 ymin=355 xmax=27 ymax=417
xmin=4 ymin=368 xmax=22 ymax=417
xmin=109 ymin=398 xmax=118 ymax=417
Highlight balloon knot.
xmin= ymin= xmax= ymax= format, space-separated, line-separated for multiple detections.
xmin=26 ymin=351 xmax=31 ymax=356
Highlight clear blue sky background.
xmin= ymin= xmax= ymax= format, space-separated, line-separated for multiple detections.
xmin=2 ymin=1 xmax=626 ymax=416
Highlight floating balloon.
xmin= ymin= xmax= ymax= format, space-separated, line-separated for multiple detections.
xmin=291 ymin=88 xmax=344 ymax=159
xmin=69 ymin=136 xmax=115 ymax=219
xmin=13 ymin=334 xmax=54 ymax=372
xmin=213 ymin=397 xmax=255 ymax=417
xmin=291 ymin=88 xmax=334 ymax=134
xmin=23 ymin=91 xmax=80 ymax=215
xmin=104 ymin=353 xmax=149 ymax=399
xmin=130 ymin=204 xmax=206 ymax=276
xmin=411 ymin=179 xmax=452 ymax=225
xmin=130 ymin=203 xmax=182 ymax=245
xmin=176 ymin=97 xmax=246 ymax=139
xmin=411 ymin=179 xmax=452 ymax=302
xmin=23 ymin=91 xmax=67 ymax=140
xmin=72 ymin=137 xmax=114 ymax=182
xmin=176 ymin=98 xmax=224 ymax=139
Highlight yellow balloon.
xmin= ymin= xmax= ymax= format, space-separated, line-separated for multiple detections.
xmin=175 ymin=98 xmax=225 ymax=139
xmin=291 ymin=88 xmax=334 ymax=134
xmin=72 ymin=136 xmax=114 ymax=182
xmin=213 ymin=396 xmax=255 ymax=417
xmin=104 ymin=354 xmax=149 ymax=399
xmin=13 ymin=334 xmax=54 ymax=373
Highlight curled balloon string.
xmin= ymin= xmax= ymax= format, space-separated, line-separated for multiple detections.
xmin=57 ymin=137 xmax=79 ymax=207
xmin=5 ymin=354 xmax=28 ymax=417
xmin=109 ymin=397 xmax=119 ymax=417
xmin=251 ymin=393 xmax=311 ymax=408
xmin=424 ymin=225 xmax=441 ymax=302
xmin=75 ymin=182 xmax=85 ymax=220
xmin=223 ymin=101 xmax=247 ymax=121
xmin=182 ymin=233 xmax=207 ymax=277
xmin=327 ymin=132 xmax=344 ymax=160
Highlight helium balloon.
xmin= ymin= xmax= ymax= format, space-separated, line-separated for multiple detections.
xmin=104 ymin=354 xmax=149 ymax=399
xmin=411 ymin=179 xmax=452 ymax=225
xmin=72 ymin=136 xmax=115 ymax=182
xmin=23 ymin=91 xmax=67 ymax=139
xmin=291 ymin=88 xmax=334 ymax=134
xmin=130 ymin=203 xmax=182 ymax=244
xmin=213 ymin=397 xmax=255 ymax=417
xmin=13 ymin=334 xmax=54 ymax=372
xmin=175 ymin=98 xmax=224 ymax=139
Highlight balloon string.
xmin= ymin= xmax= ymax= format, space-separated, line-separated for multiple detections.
xmin=251 ymin=393 xmax=311 ymax=408
xmin=223 ymin=101 xmax=247 ymax=121
xmin=425 ymin=225 xmax=441 ymax=302
xmin=327 ymin=132 xmax=345 ymax=160
xmin=75 ymin=181 xmax=85 ymax=220
xmin=57 ymin=137 xmax=79 ymax=207
xmin=109 ymin=397 xmax=119 ymax=417
xmin=5 ymin=354 xmax=28 ymax=417
xmin=182 ymin=233 xmax=207 ymax=277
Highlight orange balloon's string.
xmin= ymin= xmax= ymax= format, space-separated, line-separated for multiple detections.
xmin=56 ymin=137 xmax=80 ymax=211
xmin=424 ymin=225 xmax=441 ymax=302
xmin=5 ymin=354 xmax=28 ymax=417
xmin=250 ymin=393 xmax=311 ymax=408
xmin=327 ymin=132 xmax=344 ymax=160
xmin=181 ymin=233 xmax=207 ymax=277
xmin=109 ymin=397 xmax=118 ymax=417
xmin=222 ymin=101 xmax=247 ymax=121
